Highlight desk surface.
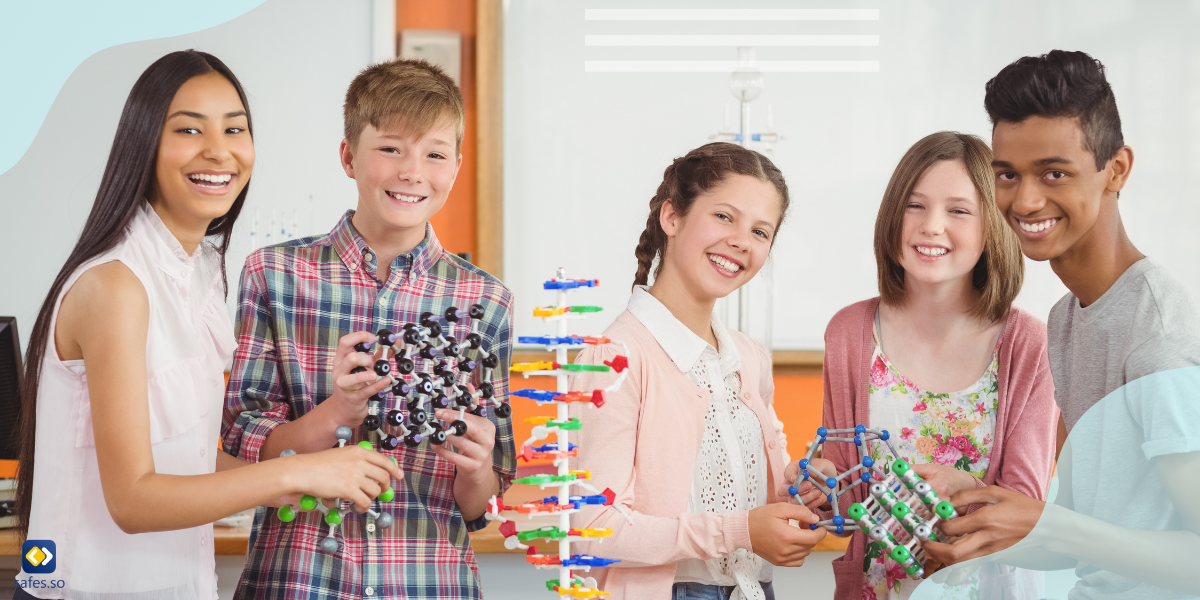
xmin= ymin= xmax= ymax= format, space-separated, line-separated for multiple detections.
xmin=0 ymin=483 xmax=849 ymax=556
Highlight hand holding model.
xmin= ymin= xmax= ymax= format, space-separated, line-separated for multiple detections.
xmin=747 ymin=502 xmax=827 ymax=566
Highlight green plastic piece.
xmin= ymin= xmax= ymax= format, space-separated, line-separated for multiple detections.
xmin=277 ymin=504 xmax=296 ymax=522
xmin=514 ymin=474 xmax=555 ymax=485
xmin=547 ymin=474 xmax=579 ymax=483
xmin=391 ymin=456 xmax=399 ymax=466
xmin=892 ymin=459 xmax=910 ymax=476
xmin=847 ymin=503 xmax=866 ymax=520
xmin=927 ymin=531 xmax=938 ymax=542
xmin=560 ymin=364 xmax=611 ymax=372
xmin=325 ymin=512 xmax=343 ymax=525
xmin=935 ymin=500 xmax=957 ymax=520
xmin=545 ymin=579 xmax=559 ymax=592
xmin=517 ymin=527 xmax=566 ymax=541
xmin=357 ymin=441 xmax=374 ymax=451
xmin=890 ymin=502 xmax=911 ymax=519
xmin=568 ymin=305 xmax=603 ymax=313
xmin=299 ymin=495 xmax=318 ymax=511
xmin=889 ymin=545 xmax=911 ymax=563
xmin=906 ymin=563 xmax=923 ymax=575
xmin=379 ymin=487 xmax=395 ymax=502
xmin=547 ymin=418 xmax=582 ymax=430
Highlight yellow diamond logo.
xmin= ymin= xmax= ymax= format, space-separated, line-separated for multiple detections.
xmin=25 ymin=546 xmax=45 ymax=567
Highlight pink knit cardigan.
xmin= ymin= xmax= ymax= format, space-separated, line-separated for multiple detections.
xmin=822 ymin=298 xmax=1059 ymax=599
xmin=568 ymin=310 xmax=792 ymax=600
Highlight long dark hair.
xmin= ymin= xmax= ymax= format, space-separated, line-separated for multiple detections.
xmin=15 ymin=50 xmax=253 ymax=539
xmin=633 ymin=142 xmax=790 ymax=288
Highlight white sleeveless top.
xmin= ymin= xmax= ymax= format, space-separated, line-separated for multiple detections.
xmin=19 ymin=202 xmax=236 ymax=599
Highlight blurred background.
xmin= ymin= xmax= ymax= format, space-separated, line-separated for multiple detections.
xmin=1 ymin=0 xmax=1196 ymax=597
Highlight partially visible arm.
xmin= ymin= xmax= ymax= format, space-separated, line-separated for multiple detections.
xmin=68 ymin=263 xmax=399 ymax=534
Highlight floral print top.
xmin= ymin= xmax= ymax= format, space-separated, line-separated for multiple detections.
xmin=862 ymin=339 xmax=1000 ymax=599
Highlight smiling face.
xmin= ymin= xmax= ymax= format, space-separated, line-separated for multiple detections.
xmin=991 ymin=115 xmax=1126 ymax=262
xmin=898 ymin=159 xmax=985 ymax=289
xmin=149 ymin=72 xmax=253 ymax=229
xmin=658 ymin=173 xmax=782 ymax=302
xmin=341 ymin=118 xmax=462 ymax=251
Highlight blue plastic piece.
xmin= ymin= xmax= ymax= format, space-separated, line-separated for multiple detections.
xmin=855 ymin=425 xmax=866 ymax=434
xmin=820 ymin=436 xmax=827 ymax=444
xmin=836 ymin=524 xmax=845 ymax=534
xmin=825 ymin=477 xmax=837 ymax=488
xmin=801 ymin=470 xmax=810 ymax=480
xmin=517 ymin=335 xmax=585 ymax=346
xmin=854 ymin=435 xmax=862 ymax=446
xmin=861 ymin=473 xmax=872 ymax=483
xmin=532 ymin=442 xmax=578 ymax=452
xmin=879 ymin=429 xmax=890 ymax=441
xmin=511 ymin=389 xmax=559 ymax=402
xmin=827 ymin=494 xmax=834 ymax=502
xmin=832 ymin=516 xmax=845 ymax=526
xmin=562 ymin=555 xmax=620 ymax=567
xmin=798 ymin=459 xmax=809 ymax=469
xmin=817 ymin=427 xmax=828 ymax=437
xmin=543 ymin=279 xmax=598 ymax=290
xmin=862 ymin=456 xmax=875 ymax=468
xmin=809 ymin=523 xmax=818 ymax=530
xmin=788 ymin=486 xmax=799 ymax=496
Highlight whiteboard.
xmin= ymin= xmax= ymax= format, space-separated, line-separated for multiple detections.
xmin=502 ymin=0 xmax=1200 ymax=349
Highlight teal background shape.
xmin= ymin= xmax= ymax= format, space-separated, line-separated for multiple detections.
xmin=0 ymin=0 xmax=267 ymax=176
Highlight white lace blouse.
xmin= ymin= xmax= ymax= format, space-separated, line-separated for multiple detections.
xmin=626 ymin=287 xmax=772 ymax=599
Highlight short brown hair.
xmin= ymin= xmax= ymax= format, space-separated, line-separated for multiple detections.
xmin=874 ymin=132 xmax=1023 ymax=323
xmin=343 ymin=58 xmax=465 ymax=155
xmin=634 ymin=142 xmax=790 ymax=288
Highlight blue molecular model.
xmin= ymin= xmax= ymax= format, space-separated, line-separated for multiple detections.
xmin=787 ymin=425 xmax=960 ymax=580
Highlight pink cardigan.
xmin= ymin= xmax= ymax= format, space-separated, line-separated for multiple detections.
xmin=568 ymin=310 xmax=791 ymax=600
xmin=823 ymin=298 xmax=1058 ymax=599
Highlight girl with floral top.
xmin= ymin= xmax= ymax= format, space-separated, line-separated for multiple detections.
xmin=570 ymin=143 xmax=826 ymax=600
xmin=787 ymin=132 xmax=1059 ymax=600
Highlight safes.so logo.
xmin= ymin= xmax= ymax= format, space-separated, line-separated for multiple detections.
xmin=22 ymin=540 xmax=56 ymax=574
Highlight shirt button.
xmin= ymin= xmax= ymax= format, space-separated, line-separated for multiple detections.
xmin=743 ymin=392 xmax=751 ymax=400
xmin=199 ymin=448 xmax=206 ymax=458
xmin=367 ymin=523 xmax=376 ymax=533
xmin=768 ymin=440 xmax=777 ymax=450
xmin=365 ymin=587 xmax=374 ymax=596
xmin=378 ymin=298 xmax=386 ymax=307
xmin=364 ymin=251 xmax=374 ymax=262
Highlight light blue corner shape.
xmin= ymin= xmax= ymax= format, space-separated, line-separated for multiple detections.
xmin=0 ymin=0 xmax=267 ymax=177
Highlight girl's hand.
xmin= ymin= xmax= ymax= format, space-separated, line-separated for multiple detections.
xmin=328 ymin=331 xmax=393 ymax=425
xmin=912 ymin=463 xmax=979 ymax=500
xmin=748 ymin=503 xmax=827 ymax=566
xmin=283 ymin=445 xmax=401 ymax=512
xmin=781 ymin=457 xmax=838 ymax=510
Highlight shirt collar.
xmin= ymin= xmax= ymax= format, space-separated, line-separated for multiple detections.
xmin=626 ymin=285 xmax=742 ymax=375
xmin=330 ymin=210 xmax=443 ymax=279
xmin=132 ymin=201 xmax=207 ymax=281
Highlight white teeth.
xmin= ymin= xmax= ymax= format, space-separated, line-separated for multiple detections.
xmin=387 ymin=191 xmax=424 ymax=203
xmin=188 ymin=173 xmax=231 ymax=186
xmin=1020 ymin=218 xmax=1058 ymax=232
xmin=916 ymin=246 xmax=948 ymax=257
xmin=708 ymin=254 xmax=742 ymax=272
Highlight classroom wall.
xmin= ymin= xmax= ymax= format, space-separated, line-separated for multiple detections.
xmin=0 ymin=0 xmax=379 ymax=347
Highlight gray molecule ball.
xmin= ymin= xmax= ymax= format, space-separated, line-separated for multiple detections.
xmin=376 ymin=512 xmax=393 ymax=529
xmin=279 ymin=449 xmax=297 ymax=458
xmin=335 ymin=425 xmax=354 ymax=442
xmin=320 ymin=536 xmax=339 ymax=554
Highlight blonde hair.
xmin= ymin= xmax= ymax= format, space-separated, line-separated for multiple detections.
xmin=343 ymin=58 xmax=465 ymax=155
xmin=874 ymin=131 xmax=1024 ymax=323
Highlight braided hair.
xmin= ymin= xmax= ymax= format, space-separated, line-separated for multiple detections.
xmin=633 ymin=142 xmax=790 ymax=288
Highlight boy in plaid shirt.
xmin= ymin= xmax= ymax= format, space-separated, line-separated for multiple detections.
xmin=222 ymin=59 xmax=515 ymax=600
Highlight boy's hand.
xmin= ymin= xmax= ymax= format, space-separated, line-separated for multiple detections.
xmin=284 ymin=445 xmax=402 ymax=512
xmin=748 ymin=503 xmax=827 ymax=566
xmin=328 ymin=331 xmax=393 ymax=426
xmin=781 ymin=457 xmax=837 ymax=510
xmin=432 ymin=409 xmax=497 ymax=483
xmin=922 ymin=485 xmax=1045 ymax=565
xmin=912 ymin=464 xmax=980 ymax=500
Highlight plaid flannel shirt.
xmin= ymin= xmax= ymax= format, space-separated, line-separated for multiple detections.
xmin=221 ymin=211 xmax=515 ymax=600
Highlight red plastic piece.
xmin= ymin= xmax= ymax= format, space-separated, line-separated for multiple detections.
xmin=521 ymin=445 xmax=536 ymax=462
xmin=591 ymin=389 xmax=606 ymax=408
xmin=604 ymin=355 xmax=629 ymax=373
xmin=499 ymin=521 xmax=517 ymax=538
xmin=602 ymin=488 xmax=616 ymax=505
xmin=582 ymin=335 xmax=612 ymax=345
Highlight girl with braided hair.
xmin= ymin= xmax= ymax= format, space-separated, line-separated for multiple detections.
xmin=569 ymin=142 xmax=825 ymax=600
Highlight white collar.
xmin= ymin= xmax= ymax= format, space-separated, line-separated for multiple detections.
xmin=627 ymin=285 xmax=742 ymax=375
xmin=133 ymin=201 xmax=210 ymax=280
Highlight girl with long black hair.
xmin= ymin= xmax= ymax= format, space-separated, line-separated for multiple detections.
xmin=14 ymin=50 xmax=398 ymax=599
